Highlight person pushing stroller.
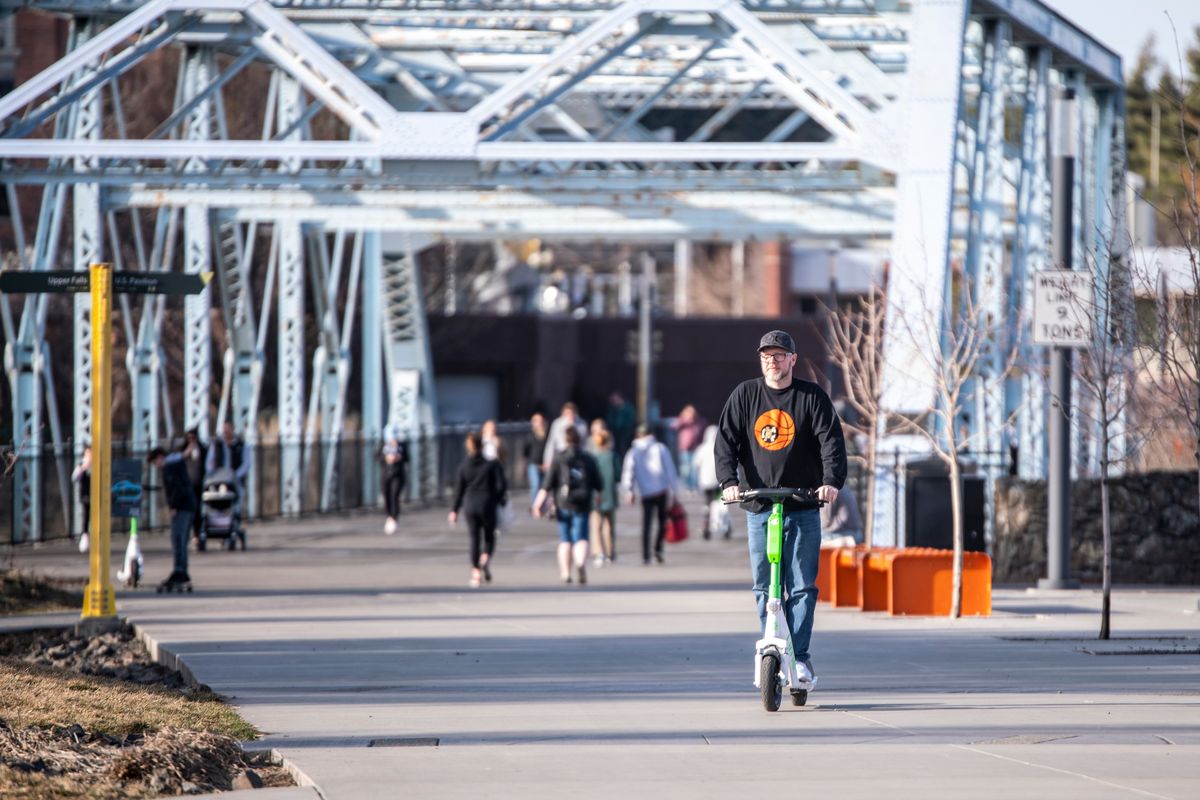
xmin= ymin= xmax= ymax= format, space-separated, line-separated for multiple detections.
xmin=201 ymin=421 xmax=251 ymax=548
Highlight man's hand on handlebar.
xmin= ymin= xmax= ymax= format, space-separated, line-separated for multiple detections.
xmin=816 ymin=485 xmax=839 ymax=505
xmin=721 ymin=485 xmax=741 ymax=504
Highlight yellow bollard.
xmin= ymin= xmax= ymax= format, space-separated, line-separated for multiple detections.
xmin=82 ymin=262 xmax=116 ymax=622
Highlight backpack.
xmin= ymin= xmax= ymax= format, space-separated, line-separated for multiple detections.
xmin=557 ymin=450 xmax=591 ymax=509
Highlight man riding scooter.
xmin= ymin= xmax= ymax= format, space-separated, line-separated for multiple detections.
xmin=714 ymin=330 xmax=847 ymax=694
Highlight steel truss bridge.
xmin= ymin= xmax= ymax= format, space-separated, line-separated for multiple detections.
xmin=0 ymin=0 xmax=1124 ymax=544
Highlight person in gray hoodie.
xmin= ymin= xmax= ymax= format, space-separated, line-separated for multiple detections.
xmin=620 ymin=424 xmax=678 ymax=565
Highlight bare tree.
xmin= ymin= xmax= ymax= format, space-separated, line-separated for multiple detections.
xmin=823 ymin=284 xmax=888 ymax=546
xmin=1071 ymin=221 xmax=1145 ymax=640
xmin=889 ymin=274 xmax=1016 ymax=617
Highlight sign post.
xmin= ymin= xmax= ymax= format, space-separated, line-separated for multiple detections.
xmin=1037 ymin=87 xmax=1082 ymax=591
xmin=81 ymin=263 xmax=117 ymax=628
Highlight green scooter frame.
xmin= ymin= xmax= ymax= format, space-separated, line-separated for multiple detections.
xmin=737 ymin=487 xmax=822 ymax=712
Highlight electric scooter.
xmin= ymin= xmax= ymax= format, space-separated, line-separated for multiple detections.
xmin=733 ymin=487 xmax=823 ymax=712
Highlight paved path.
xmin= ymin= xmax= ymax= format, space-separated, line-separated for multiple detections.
xmin=8 ymin=501 xmax=1200 ymax=799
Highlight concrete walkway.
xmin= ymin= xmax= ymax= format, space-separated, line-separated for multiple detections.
xmin=7 ymin=501 xmax=1200 ymax=799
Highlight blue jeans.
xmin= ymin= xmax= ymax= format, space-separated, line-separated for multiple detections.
xmin=745 ymin=508 xmax=821 ymax=662
xmin=527 ymin=463 xmax=543 ymax=506
xmin=679 ymin=450 xmax=696 ymax=491
xmin=556 ymin=509 xmax=589 ymax=544
xmin=171 ymin=509 xmax=194 ymax=577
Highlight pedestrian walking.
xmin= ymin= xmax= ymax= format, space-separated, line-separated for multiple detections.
xmin=381 ymin=430 xmax=409 ymax=535
xmin=449 ymin=431 xmax=508 ymax=588
xmin=183 ymin=428 xmax=207 ymax=541
xmin=586 ymin=417 xmax=608 ymax=453
xmin=206 ymin=420 xmax=251 ymax=515
xmin=671 ymin=404 xmax=707 ymax=492
xmin=590 ymin=429 xmax=620 ymax=566
xmin=72 ymin=446 xmax=91 ymax=552
xmin=148 ymin=440 xmax=201 ymax=590
xmin=481 ymin=419 xmax=506 ymax=463
xmin=819 ymin=484 xmax=862 ymax=547
xmin=694 ymin=425 xmax=731 ymax=540
xmin=715 ymin=329 xmax=847 ymax=689
xmin=606 ymin=392 xmax=636 ymax=458
xmin=523 ymin=412 xmax=549 ymax=506
xmin=542 ymin=402 xmax=588 ymax=471
xmin=620 ymin=423 xmax=678 ymax=565
xmin=534 ymin=426 xmax=602 ymax=585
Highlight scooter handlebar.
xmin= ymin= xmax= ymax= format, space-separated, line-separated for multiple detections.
xmin=725 ymin=487 xmax=824 ymax=505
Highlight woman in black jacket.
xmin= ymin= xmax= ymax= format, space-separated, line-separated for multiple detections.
xmin=448 ymin=431 xmax=508 ymax=588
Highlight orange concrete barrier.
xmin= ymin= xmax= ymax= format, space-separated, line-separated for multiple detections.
xmin=816 ymin=547 xmax=836 ymax=603
xmin=887 ymin=549 xmax=992 ymax=616
xmin=832 ymin=546 xmax=867 ymax=608
xmin=860 ymin=549 xmax=899 ymax=612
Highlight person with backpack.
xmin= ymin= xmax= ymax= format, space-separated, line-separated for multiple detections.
xmin=621 ymin=424 xmax=679 ymax=565
xmin=533 ymin=426 xmax=603 ymax=585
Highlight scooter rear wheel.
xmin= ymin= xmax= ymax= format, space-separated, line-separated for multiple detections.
xmin=760 ymin=654 xmax=782 ymax=712
xmin=790 ymin=690 xmax=808 ymax=706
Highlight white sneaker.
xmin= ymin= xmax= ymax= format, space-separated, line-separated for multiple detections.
xmin=795 ymin=659 xmax=816 ymax=686
xmin=593 ymin=554 xmax=605 ymax=567
xmin=383 ymin=517 xmax=397 ymax=535
xmin=78 ymin=533 xmax=90 ymax=553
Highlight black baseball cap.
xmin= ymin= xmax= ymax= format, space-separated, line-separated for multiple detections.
xmin=757 ymin=330 xmax=796 ymax=353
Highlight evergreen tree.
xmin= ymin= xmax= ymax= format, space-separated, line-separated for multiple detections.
xmin=1125 ymin=28 xmax=1200 ymax=244
xmin=1125 ymin=38 xmax=1156 ymax=185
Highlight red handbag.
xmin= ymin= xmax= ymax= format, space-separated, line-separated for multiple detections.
xmin=665 ymin=502 xmax=689 ymax=543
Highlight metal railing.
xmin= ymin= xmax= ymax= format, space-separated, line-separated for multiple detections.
xmin=1 ymin=424 xmax=540 ymax=545
xmin=2 ymin=423 xmax=1009 ymax=546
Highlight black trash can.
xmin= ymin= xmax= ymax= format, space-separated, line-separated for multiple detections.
xmin=904 ymin=457 xmax=986 ymax=552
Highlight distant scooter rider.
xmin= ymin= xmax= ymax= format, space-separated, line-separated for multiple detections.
xmin=149 ymin=441 xmax=199 ymax=588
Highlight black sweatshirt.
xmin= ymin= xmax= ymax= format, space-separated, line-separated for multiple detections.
xmin=715 ymin=377 xmax=847 ymax=513
xmin=452 ymin=455 xmax=507 ymax=515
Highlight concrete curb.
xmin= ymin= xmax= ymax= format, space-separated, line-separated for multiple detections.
xmin=131 ymin=622 xmax=326 ymax=799
xmin=0 ymin=611 xmax=79 ymax=634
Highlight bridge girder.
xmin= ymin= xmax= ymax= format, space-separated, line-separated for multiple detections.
xmin=0 ymin=0 xmax=1124 ymax=542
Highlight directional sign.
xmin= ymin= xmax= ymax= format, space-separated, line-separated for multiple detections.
xmin=0 ymin=270 xmax=213 ymax=295
xmin=111 ymin=458 xmax=144 ymax=519
xmin=1032 ymin=270 xmax=1093 ymax=347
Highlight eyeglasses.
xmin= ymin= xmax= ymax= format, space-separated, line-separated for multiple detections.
xmin=759 ymin=352 xmax=792 ymax=363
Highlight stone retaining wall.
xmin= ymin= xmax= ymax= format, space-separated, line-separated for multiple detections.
xmin=993 ymin=471 xmax=1200 ymax=585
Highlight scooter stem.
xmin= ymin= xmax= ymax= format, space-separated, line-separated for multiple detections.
xmin=767 ymin=501 xmax=783 ymax=604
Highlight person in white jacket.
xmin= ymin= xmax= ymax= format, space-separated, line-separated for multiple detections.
xmin=621 ymin=424 xmax=678 ymax=564
xmin=694 ymin=425 xmax=732 ymax=539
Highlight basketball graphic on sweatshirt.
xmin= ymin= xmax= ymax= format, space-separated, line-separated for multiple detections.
xmin=754 ymin=409 xmax=795 ymax=452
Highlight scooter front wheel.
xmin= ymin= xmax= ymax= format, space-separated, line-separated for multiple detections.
xmin=759 ymin=653 xmax=782 ymax=712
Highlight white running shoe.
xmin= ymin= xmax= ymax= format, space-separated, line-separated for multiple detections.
xmin=384 ymin=517 xmax=397 ymax=535
xmin=795 ymin=658 xmax=816 ymax=686
xmin=78 ymin=533 xmax=90 ymax=553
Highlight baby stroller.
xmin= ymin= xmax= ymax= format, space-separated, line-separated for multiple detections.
xmin=197 ymin=467 xmax=247 ymax=551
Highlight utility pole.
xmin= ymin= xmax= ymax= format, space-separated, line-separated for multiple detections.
xmin=637 ymin=251 xmax=656 ymax=425
xmin=1040 ymin=86 xmax=1081 ymax=590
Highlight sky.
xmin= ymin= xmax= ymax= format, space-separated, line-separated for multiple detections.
xmin=1043 ymin=0 xmax=1200 ymax=77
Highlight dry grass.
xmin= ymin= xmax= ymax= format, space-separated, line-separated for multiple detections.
xmin=0 ymin=658 xmax=258 ymax=739
xmin=0 ymin=657 xmax=274 ymax=798
xmin=0 ymin=725 xmax=283 ymax=800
